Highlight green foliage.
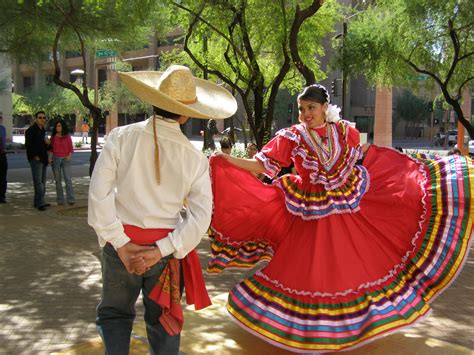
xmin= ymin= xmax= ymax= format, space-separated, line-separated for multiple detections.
xmin=12 ymin=93 xmax=30 ymax=115
xmin=335 ymin=0 xmax=474 ymax=137
xmin=168 ymin=0 xmax=343 ymax=147
xmin=100 ymin=80 xmax=150 ymax=115
xmin=337 ymin=0 xmax=473 ymax=91
xmin=201 ymin=147 xmax=247 ymax=158
xmin=0 ymin=0 xmax=167 ymax=62
xmin=172 ymin=0 xmax=341 ymax=90
xmin=394 ymin=90 xmax=430 ymax=125
xmin=12 ymin=85 xmax=90 ymax=116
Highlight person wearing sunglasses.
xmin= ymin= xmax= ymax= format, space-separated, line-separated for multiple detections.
xmin=25 ymin=111 xmax=51 ymax=211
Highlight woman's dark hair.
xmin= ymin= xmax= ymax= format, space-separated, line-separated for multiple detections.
xmin=297 ymin=84 xmax=330 ymax=104
xmin=220 ymin=137 xmax=233 ymax=149
xmin=51 ymin=119 xmax=69 ymax=136
xmin=153 ymin=106 xmax=181 ymax=119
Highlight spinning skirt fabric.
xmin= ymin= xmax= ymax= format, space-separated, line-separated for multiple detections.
xmin=208 ymin=146 xmax=473 ymax=353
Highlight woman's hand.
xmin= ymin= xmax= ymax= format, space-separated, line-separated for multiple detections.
xmin=362 ymin=143 xmax=371 ymax=154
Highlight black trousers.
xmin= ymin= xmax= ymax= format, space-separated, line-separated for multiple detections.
xmin=0 ymin=153 xmax=7 ymax=201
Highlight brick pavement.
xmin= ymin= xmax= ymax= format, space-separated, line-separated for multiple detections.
xmin=0 ymin=176 xmax=473 ymax=354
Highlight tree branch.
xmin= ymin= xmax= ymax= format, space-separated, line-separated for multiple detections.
xmin=52 ymin=21 xmax=83 ymax=99
xmin=457 ymin=76 xmax=474 ymax=99
xmin=223 ymin=11 xmax=247 ymax=84
xmin=172 ymin=1 xmax=251 ymax=70
xmin=53 ymin=1 xmax=90 ymax=97
xmin=182 ymin=9 xmax=245 ymax=101
xmin=444 ymin=18 xmax=461 ymax=86
xmin=289 ymin=1 xmax=322 ymax=85
xmin=267 ymin=0 xmax=291 ymax=114
xmin=403 ymin=58 xmax=444 ymax=89
xmin=458 ymin=51 xmax=473 ymax=61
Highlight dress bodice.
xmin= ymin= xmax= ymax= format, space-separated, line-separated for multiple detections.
xmin=255 ymin=121 xmax=369 ymax=219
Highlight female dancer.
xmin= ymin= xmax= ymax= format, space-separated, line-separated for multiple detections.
xmin=208 ymin=84 xmax=473 ymax=353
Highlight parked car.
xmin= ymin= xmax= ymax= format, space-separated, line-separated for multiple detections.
xmin=454 ymin=139 xmax=474 ymax=157
xmin=447 ymin=130 xmax=458 ymax=146
xmin=436 ymin=130 xmax=469 ymax=147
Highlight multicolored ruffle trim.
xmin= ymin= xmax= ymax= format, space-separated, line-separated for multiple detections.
xmin=207 ymin=232 xmax=274 ymax=273
xmin=224 ymin=154 xmax=473 ymax=352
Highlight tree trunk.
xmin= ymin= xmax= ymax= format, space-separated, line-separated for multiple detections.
xmin=89 ymin=107 xmax=102 ymax=176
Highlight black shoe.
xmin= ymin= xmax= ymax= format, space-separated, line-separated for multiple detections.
xmin=0 ymin=199 xmax=6 ymax=204
xmin=44 ymin=203 xmax=51 ymax=207
xmin=38 ymin=206 xmax=47 ymax=211
xmin=68 ymin=202 xmax=75 ymax=206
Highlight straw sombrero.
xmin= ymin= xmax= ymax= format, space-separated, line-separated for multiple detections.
xmin=118 ymin=65 xmax=237 ymax=119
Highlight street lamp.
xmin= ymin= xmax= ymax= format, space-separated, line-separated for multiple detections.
xmin=70 ymin=68 xmax=84 ymax=85
xmin=93 ymin=54 xmax=161 ymax=107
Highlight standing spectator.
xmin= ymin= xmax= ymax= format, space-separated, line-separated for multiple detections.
xmin=88 ymin=65 xmax=237 ymax=354
xmin=50 ymin=119 xmax=75 ymax=205
xmin=246 ymin=142 xmax=258 ymax=159
xmin=25 ymin=111 xmax=51 ymax=211
xmin=219 ymin=137 xmax=233 ymax=155
xmin=81 ymin=120 xmax=90 ymax=144
xmin=0 ymin=115 xmax=7 ymax=203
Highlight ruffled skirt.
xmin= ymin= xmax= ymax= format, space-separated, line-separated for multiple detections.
xmin=208 ymin=146 xmax=473 ymax=353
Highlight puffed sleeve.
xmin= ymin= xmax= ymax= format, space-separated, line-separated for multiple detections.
xmin=255 ymin=128 xmax=297 ymax=179
xmin=347 ymin=126 xmax=361 ymax=148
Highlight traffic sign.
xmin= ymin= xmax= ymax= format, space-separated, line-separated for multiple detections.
xmin=96 ymin=49 xmax=117 ymax=58
xmin=407 ymin=74 xmax=429 ymax=81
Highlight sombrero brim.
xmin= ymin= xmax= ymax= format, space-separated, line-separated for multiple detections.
xmin=118 ymin=71 xmax=237 ymax=119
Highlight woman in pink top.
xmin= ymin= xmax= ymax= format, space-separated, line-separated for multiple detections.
xmin=50 ymin=119 xmax=75 ymax=205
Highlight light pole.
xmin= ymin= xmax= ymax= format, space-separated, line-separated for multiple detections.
xmin=70 ymin=69 xmax=85 ymax=133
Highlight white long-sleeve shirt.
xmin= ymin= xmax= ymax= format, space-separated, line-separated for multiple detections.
xmin=88 ymin=117 xmax=212 ymax=259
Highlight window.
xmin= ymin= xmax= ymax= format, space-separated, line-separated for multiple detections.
xmin=45 ymin=74 xmax=54 ymax=86
xmin=98 ymin=69 xmax=107 ymax=87
xmin=23 ymin=76 xmax=34 ymax=91
xmin=65 ymin=51 xmax=81 ymax=58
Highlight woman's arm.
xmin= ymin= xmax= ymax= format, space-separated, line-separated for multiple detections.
xmin=218 ymin=153 xmax=265 ymax=173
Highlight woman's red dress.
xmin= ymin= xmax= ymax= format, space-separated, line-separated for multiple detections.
xmin=208 ymin=120 xmax=473 ymax=353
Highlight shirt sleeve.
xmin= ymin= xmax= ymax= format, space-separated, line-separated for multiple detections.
xmin=156 ymin=155 xmax=212 ymax=259
xmin=67 ymin=135 xmax=74 ymax=155
xmin=87 ymin=129 xmax=130 ymax=249
xmin=254 ymin=131 xmax=296 ymax=179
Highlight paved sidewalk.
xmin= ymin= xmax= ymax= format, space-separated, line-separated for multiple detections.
xmin=0 ymin=175 xmax=473 ymax=354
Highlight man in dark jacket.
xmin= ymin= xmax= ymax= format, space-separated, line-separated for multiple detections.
xmin=25 ymin=111 xmax=51 ymax=211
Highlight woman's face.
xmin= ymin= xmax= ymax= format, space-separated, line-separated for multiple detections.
xmin=246 ymin=144 xmax=258 ymax=158
xmin=298 ymin=99 xmax=328 ymax=129
xmin=55 ymin=123 xmax=62 ymax=133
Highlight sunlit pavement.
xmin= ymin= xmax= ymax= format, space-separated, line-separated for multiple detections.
xmin=0 ymin=159 xmax=472 ymax=354
xmin=54 ymin=293 xmax=474 ymax=355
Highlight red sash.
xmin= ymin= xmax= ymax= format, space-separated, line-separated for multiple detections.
xmin=123 ymin=224 xmax=212 ymax=335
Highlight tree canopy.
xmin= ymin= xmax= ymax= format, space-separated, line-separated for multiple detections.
xmin=12 ymin=84 xmax=90 ymax=118
xmin=0 ymin=0 xmax=169 ymax=172
xmin=337 ymin=0 xmax=474 ymax=137
xmin=169 ymin=0 xmax=343 ymax=147
xmin=394 ymin=90 xmax=430 ymax=137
